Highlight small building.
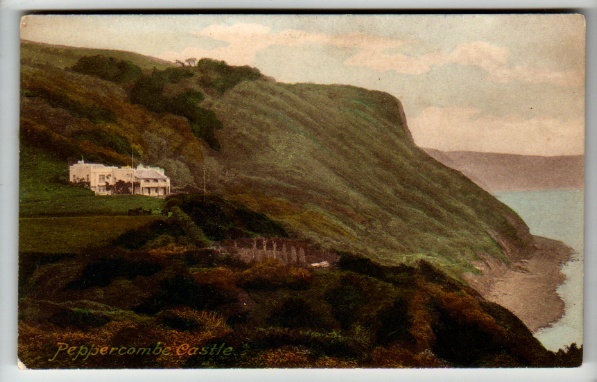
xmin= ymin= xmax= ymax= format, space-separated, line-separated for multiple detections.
xmin=69 ymin=160 xmax=171 ymax=197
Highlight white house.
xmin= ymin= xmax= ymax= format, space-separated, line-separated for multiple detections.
xmin=69 ymin=160 xmax=171 ymax=197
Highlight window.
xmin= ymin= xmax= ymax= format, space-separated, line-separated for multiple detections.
xmin=99 ymin=174 xmax=106 ymax=182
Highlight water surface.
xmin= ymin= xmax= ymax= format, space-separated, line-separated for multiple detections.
xmin=495 ymin=189 xmax=583 ymax=351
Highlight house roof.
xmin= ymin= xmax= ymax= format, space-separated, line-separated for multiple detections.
xmin=134 ymin=169 xmax=169 ymax=180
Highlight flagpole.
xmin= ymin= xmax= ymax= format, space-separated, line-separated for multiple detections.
xmin=131 ymin=148 xmax=134 ymax=195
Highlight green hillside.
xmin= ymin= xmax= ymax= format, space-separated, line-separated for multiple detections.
xmin=18 ymin=40 xmax=582 ymax=369
xmin=19 ymin=40 xmax=533 ymax=277
xmin=204 ymin=81 xmax=534 ymax=275
xmin=21 ymin=39 xmax=174 ymax=70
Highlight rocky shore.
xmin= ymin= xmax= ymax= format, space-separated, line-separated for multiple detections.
xmin=464 ymin=236 xmax=573 ymax=332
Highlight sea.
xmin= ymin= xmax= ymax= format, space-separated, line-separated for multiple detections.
xmin=494 ymin=189 xmax=584 ymax=351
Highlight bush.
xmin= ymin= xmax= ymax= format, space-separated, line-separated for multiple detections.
xmin=196 ymin=58 xmax=263 ymax=94
xmin=171 ymin=194 xmax=288 ymax=241
xmin=112 ymin=220 xmax=185 ymax=250
xmin=72 ymin=128 xmax=137 ymax=157
xmin=129 ymin=69 xmax=222 ymax=150
xmin=324 ymin=274 xmax=367 ymax=329
xmin=71 ymin=55 xmax=143 ymax=83
xmin=49 ymin=308 xmax=111 ymax=329
xmin=238 ymin=259 xmax=311 ymax=290
xmin=65 ymin=254 xmax=163 ymax=290
xmin=169 ymin=206 xmax=211 ymax=248
xmin=25 ymin=87 xmax=116 ymax=124
xmin=134 ymin=274 xmax=235 ymax=314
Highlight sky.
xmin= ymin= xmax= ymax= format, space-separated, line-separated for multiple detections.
xmin=20 ymin=14 xmax=586 ymax=156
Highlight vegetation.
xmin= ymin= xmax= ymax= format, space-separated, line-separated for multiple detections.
xmin=70 ymin=55 xmax=143 ymax=84
xmin=20 ymin=215 xmax=161 ymax=253
xmin=24 ymin=86 xmax=117 ymax=124
xmin=196 ymin=58 xmax=264 ymax=94
xmin=20 ymin=145 xmax=164 ymax=217
xmin=20 ymin=40 xmax=531 ymax=279
xmin=18 ymin=41 xmax=573 ymax=369
xmin=129 ymin=68 xmax=223 ymax=150
xmin=21 ymin=39 xmax=174 ymax=70
xmin=166 ymin=194 xmax=289 ymax=241
xmin=18 ymin=241 xmax=582 ymax=368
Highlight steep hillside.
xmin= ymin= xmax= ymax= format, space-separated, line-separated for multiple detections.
xmin=20 ymin=40 xmax=535 ymax=278
xmin=203 ymin=81 xmax=534 ymax=275
xmin=424 ymin=149 xmax=584 ymax=192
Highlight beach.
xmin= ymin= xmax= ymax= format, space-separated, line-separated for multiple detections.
xmin=464 ymin=236 xmax=573 ymax=332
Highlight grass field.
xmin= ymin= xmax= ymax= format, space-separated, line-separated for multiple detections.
xmin=20 ymin=145 xmax=165 ymax=217
xmin=20 ymin=145 xmax=166 ymax=252
xmin=19 ymin=215 xmax=161 ymax=253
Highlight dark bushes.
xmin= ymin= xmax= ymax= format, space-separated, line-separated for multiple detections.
xmin=24 ymin=87 xmax=116 ymax=124
xmin=112 ymin=219 xmax=185 ymax=250
xmin=324 ymin=274 xmax=367 ymax=329
xmin=169 ymin=194 xmax=288 ymax=241
xmin=267 ymin=297 xmax=322 ymax=329
xmin=196 ymin=58 xmax=263 ymax=94
xmin=134 ymin=274 xmax=235 ymax=315
xmin=65 ymin=256 xmax=163 ymax=290
xmin=71 ymin=55 xmax=143 ymax=84
xmin=49 ymin=308 xmax=111 ymax=329
xmin=72 ymin=128 xmax=136 ymax=157
xmin=375 ymin=298 xmax=414 ymax=346
xmin=129 ymin=69 xmax=222 ymax=150
xmin=238 ymin=259 xmax=311 ymax=290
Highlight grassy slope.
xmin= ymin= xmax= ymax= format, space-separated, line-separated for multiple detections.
xmin=19 ymin=145 xmax=165 ymax=252
xmin=17 ymin=42 xmax=582 ymax=368
xmin=20 ymin=216 xmax=160 ymax=253
xmin=20 ymin=145 xmax=164 ymax=217
xmin=20 ymin=40 xmax=534 ymax=277
xmin=21 ymin=39 xmax=174 ymax=70
xmin=206 ymin=81 xmax=532 ymax=276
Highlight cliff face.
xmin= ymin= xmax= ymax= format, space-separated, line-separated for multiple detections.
xmin=20 ymin=40 xmax=535 ymax=277
xmin=202 ymin=80 xmax=534 ymax=274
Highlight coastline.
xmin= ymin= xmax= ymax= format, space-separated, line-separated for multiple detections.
xmin=464 ymin=236 xmax=573 ymax=333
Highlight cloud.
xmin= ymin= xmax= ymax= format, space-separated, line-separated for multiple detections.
xmin=160 ymin=23 xmax=582 ymax=87
xmin=345 ymin=41 xmax=582 ymax=87
xmin=159 ymin=23 xmax=409 ymax=67
xmin=408 ymin=106 xmax=584 ymax=156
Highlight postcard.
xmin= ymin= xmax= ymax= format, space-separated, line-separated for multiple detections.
xmin=17 ymin=14 xmax=584 ymax=368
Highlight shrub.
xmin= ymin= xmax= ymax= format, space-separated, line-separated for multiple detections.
xmin=49 ymin=307 xmax=111 ymax=329
xmin=129 ymin=69 xmax=222 ymax=150
xmin=71 ymin=55 xmax=143 ymax=83
xmin=65 ymin=254 xmax=163 ymax=290
xmin=71 ymin=128 xmax=136 ymax=157
xmin=171 ymin=194 xmax=288 ymax=241
xmin=196 ymin=58 xmax=263 ymax=94
xmin=168 ymin=206 xmax=211 ymax=248
xmin=238 ymin=259 xmax=311 ymax=290
xmin=134 ymin=273 xmax=235 ymax=315
xmin=324 ymin=274 xmax=367 ymax=329
xmin=25 ymin=87 xmax=116 ymax=124
xmin=267 ymin=297 xmax=322 ymax=329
